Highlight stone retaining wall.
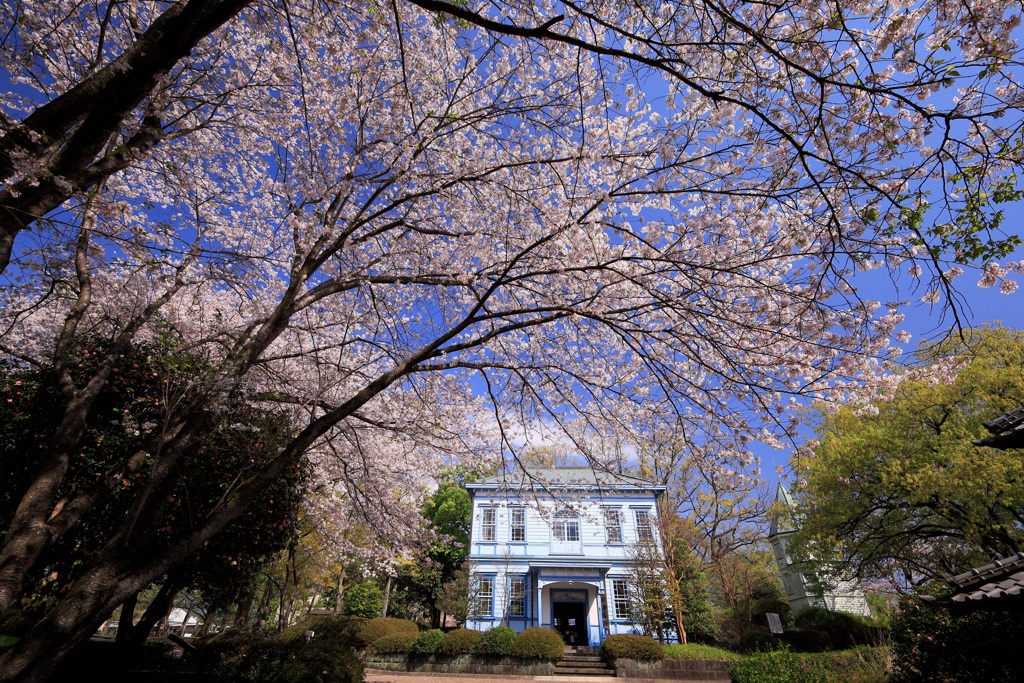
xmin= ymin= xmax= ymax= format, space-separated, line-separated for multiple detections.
xmin=364 ymin=653 xmax=556 ymax=676
xmin=612 ymin=658 xmax=731 ymax=681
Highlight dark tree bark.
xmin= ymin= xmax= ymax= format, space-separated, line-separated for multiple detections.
xmin=0 ymin=0 xmax=252 ymax=274
xmin=116 ymin=580 xmax=180 ymax=650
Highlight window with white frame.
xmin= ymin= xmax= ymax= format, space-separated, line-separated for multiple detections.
xmin=553 ymin=509 xmax=580 ymax=542
xmin=604 ymin=507 xmax=623 ymax=543
xmin=611 ymin=578 xmax=630 ymax=618
xmin=510 ymin=508 xmax=526 ymax=542
xmin=634 ymin=508 xmax=654 ymax=542
xmin=508 ymin=576 xmax=526 ymax=616
xmin=480 ymin=508 xmax=496 ymax=542
xmin=476 ymin=576 xmax=494 ymax=616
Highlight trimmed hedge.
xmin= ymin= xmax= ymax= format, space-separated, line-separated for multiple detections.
xmin=602 ymin=634 xmax=664 ymax=661
xmin=353 ymin=617 xmax=420 ymax=647
xmin=409 ymin=629 xmax=446 ymax=655
xmin=209 ymin=615 xmax=364 ymax=683
xmin=368 ymin=631 xmax=418 ymax=654
xmin=794 ymin=607 xmax=870 ymax=629
xmin=891 ymin=596 xmax=1024 ymax=682
xmin=663 ymin=643 xmax=742 ymax=662
xmin=472 ymin=626 xmax=518 ymax=656
xmin=729 ymin=647 xmax=890 ymax=683
xmin=436 ymin=628 xmax=482 ymax=656
xmin=511 ymin=628 xmax=565 ymax=660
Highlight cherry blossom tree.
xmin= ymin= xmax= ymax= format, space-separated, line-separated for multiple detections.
xmin=0 ymin=1 xmax=1023 ymax=681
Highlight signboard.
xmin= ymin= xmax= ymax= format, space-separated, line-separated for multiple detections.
xmin=551 ymin=590 xmax=587 ymax=602
xmin=766 ymin=613 xmax=784 ymax=635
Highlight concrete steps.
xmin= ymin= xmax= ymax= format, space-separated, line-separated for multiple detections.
xmin=554 ymin=648 xmax=615 ymax=677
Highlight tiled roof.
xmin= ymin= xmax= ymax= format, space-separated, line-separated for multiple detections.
xmin=924 ymin=552 xmax=1024 ymax=610
xmin=466 ymin=467 xmax=664 ymax=491
xmin=973 ymin=405 xmax=1024 ymax=449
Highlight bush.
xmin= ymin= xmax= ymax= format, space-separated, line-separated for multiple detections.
xmin=368 ymin=632 xmax=418 ymax=655
xmin=730 ymin=648 xmax=829 ymax=683
xmin=663 ymin=643 xmax=742 ymax=662
xmin=791 ymin=607 xmax=880 ymax=650
xmin=352 ymin=617 xmax=420 ymax=647
xmin=473 ymin=626 xmax=518 ymax=656
xmin=739 ymin=628 xmax=777 ymax=653
xmin=729 ymin=647 xmax=890 ymax=683
xmin=890 ymin=596 xmax=1024 ymax=682
xmin=343 ymin=580 xmax=384 ymax=618
xmin=794 ymin=607 xmax=869 ymax=629
xmin=436 ymin=628 xmax=482 ymax=656
xmin=601 ymin=634 xmax=664 ymax=661
xmin=208 ymin=618 xmax=363 ymax=683
xmin=511 ymin=628 xmax=565 ymax=660
xmin=408 ymin=629 xmax=446 ymax=655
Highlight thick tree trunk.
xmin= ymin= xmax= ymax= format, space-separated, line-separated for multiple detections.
xmin=198 ymin=610 xmax=216 ymax=637
xmin=253 ymin=583 xmax=273 ymax=632
xmin=177 ymin=604 xmax=195 ymax=637
xmin=0 ymin=564 xmax=129 ymax=683
xmin=0 ymin=0 xmax=253 ymax=275
xmin=121 ymin=580 xmax=180 ymax=649
xmin=380 ymin=575 xmax=392 ymax=618
xmin=114 ymin=593 xmax=139 ymax=645
xmin=334 ymin=565 xmax=346 ymax=614
xmin=233 ymin=591 xmax=254 ymax=630
xmin=674 ymin=610 xmax=688 ymax=646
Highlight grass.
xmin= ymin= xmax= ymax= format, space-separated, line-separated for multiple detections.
xmin=662 ymin=643 xmax=743 ymax=661
xmin=0 ymin=634 xmax=20 ymax=652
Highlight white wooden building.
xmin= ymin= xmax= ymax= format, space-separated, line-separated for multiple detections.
xmin=465 ymin=467 xmax=670 ymax=646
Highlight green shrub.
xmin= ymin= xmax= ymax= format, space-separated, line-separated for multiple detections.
xmin=739 ymin=628 xmax=777 ymax=653
xmin=890 ymin=596 xmax=1024 ymax=682
xmin=601 ymin=634 xmax=665 ymax=661
xmin=0 ymin=635 xmax=19 ymax=653
xmin=436 ymin=628 xmax=482 ymax=656
xmin=729 ymin=647 xmax=890 ymax=683
xmin=368 ymin=632 xmax=418 ymax=654
xmin=792 ymin=608 xmax=880 ymax=650
xmin=208 ymin=619 xmax=363 ymax=683
xmin=343 ymin=580 xmax=385 ymax=618
xmin=511 ymin=628 xmax=564 ymax=660
xmin=794 ymin=607 xmax=868 ymax=629
xmin=473 ymin=626 xmax=518 ymax=656
xmin=663 ymin=643 xmax=742 ymax=662
xmin=729 ymin=648 xmax=829 ymax=683
xmin=408 ymin=628 xmax=446 ymax=654
xmin=753 ymin=597 xmax=792 ymax=626
xmin=352 ymin=617 xmax=420 ymax=647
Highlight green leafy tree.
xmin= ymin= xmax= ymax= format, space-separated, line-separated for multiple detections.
xmin=792 ymin=325 xmax=1024 ymax=587
xmin=392 ymin=476 xmax=472 ymax=626
xmin=626 ymin=539 xmax=674 ymax=642
xmin=0 ymin=339 xmax=306 ymax=643
xmin=891 ymin=595 xmax=1024 ymax=682
xmin=342 ymin=579 xmax=384 ymax=618
xmin=657 ymin=511 xmax=719 ymax=644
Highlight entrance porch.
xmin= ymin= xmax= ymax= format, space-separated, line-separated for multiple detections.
xmin=532 ymin=565 xmax=610 ymax=646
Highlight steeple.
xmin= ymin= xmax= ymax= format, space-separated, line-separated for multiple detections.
xmin=768 ymin=481 xmax=798 ymax=537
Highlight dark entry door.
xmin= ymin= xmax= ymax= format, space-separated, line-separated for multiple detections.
xmin=552 ymin=601 xmax=588 ymax=646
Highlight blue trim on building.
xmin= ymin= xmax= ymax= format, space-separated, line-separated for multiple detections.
xmin=467 ymin=468 xmax=675 ymax=645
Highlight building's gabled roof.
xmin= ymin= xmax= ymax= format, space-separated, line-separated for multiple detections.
xmin=465 ymin=467 xmax=665 ymax=493
xmin=768 ymin=482 xmax=798 ymax=536
xmin=973 ymin=405 xmax=1024 ymax=450
xmin=923 ymin=552 xmax=1024 ymax=612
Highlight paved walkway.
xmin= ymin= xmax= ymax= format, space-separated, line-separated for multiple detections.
xmin=366 ymin=670 xmax=619 ymax=683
